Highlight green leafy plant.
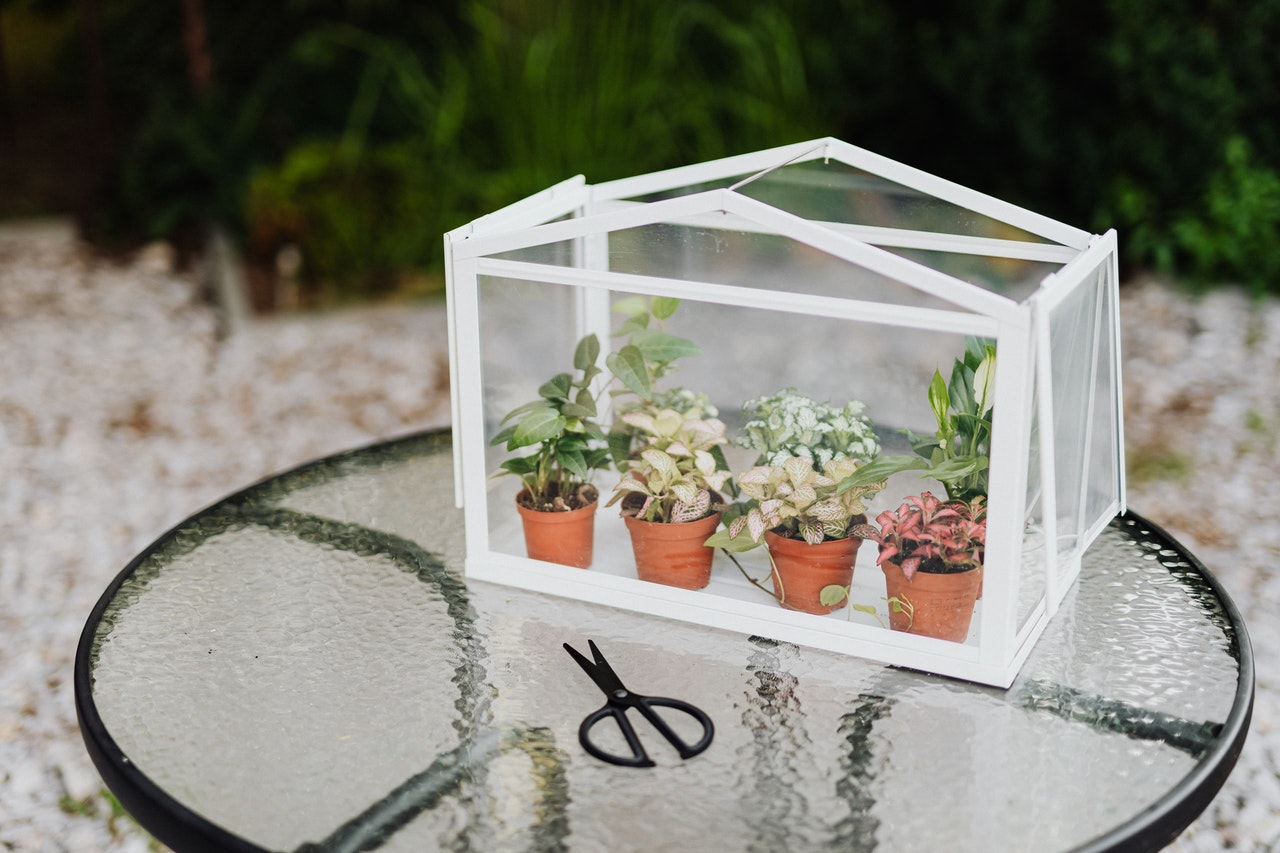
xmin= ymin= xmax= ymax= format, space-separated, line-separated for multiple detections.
xmin=736 ymin=388 xmax=880 ymax=467
xmin=909 ymin=339 xmax=995 ymax=502
xmin=604 ymin=295 xmax=716 ymax=466
xmin=1170 ymin=135 xmax=1280 ymax=296
xmin=705 ymin=456 xmax=885 ymax=551
xmin=607 ymin=408 xmax=731 ymax=523
xmin=605 ymin=296 xmax=702 ymax=400
xmin=490 ymin=334 xmax=611 ymax=511
xmin=831 ymin=340 xmax=995 ymax=503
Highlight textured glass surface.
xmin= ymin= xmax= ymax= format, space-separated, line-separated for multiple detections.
xmin=88 ymin=434 xmax=1245 ymax=852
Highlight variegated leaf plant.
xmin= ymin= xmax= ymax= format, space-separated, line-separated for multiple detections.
xmin=704 ymin=455 xmax=886 ymax=551
xmin=606 ymin=408 xmax=732 ymax=524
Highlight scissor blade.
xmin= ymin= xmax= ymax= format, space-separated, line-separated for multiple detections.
xmin=563 ymin=641 xmax=624 ymax=695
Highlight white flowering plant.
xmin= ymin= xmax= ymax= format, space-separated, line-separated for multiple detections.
xmin=736 ymin=389 xmax=880 ymax=468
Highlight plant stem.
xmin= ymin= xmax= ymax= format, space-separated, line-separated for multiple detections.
xmin=721 ymin=549 xmax=810 ymax=611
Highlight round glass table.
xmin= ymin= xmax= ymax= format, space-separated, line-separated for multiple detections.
xmin=76 ymin=431 xmax=1252 ymax=853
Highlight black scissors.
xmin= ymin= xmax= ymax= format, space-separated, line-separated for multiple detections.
xmin=563 ymin=640 xmax=715 ymax=768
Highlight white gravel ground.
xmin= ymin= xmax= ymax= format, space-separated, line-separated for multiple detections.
xmin=1 ymin=220 xmax=1276 ymax=851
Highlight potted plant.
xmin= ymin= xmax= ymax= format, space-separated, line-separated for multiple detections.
xmin=607 ymin=407 xmax=732 ymax=590
xmin=604 ymin=295 xmax=715 ymax=465
xmin=490 ymin=334 xmax=611 ymax=568
xmin=735 ymin=388 xmax=880 ymax=468
xmin=854 ymin=491 xmax=987 ymax=642
xmin=704 ymin=390 xmax=885 ymax=614
xmin=907 ymin=338 xmax=996 ymax=503
xmin=705 ymin=455 xmax=886 ymax=614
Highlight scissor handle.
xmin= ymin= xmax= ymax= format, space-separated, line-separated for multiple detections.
xmin=578 ymin=695 xmax=715 ymax=768
xmin=579 ymin=705 xmax=655 ymax=768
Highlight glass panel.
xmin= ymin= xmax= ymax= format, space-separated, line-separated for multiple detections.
xmin=1084 ymin=265 xmax=1122 ymax=529
xmin=734 ymin=159 xmax=1054 ymax=244
xmin=474 ymin=271 xmax=1005 ymax=648
xmin=1046 ymin=263 xmax=1107 ymax=569
xmin=886 ymin=248 xmax=1061 ymax=303
xmin=491 ymin=238 xmax=578 ymax=266
xmin=626 ymin=171 xmax=757 ymax=202
xmin=477 ymin=275 xmax=582 ymax=555
xmin=642 ymin=297 xmax=958 ymax=443
xmin=605 ymin=221 xmax=975 ymax=312
xmin=1019 ymin=367 xmax=1047 ymax=634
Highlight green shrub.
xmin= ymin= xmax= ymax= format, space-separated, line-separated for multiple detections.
xmin=1170 ymin=137 xmax=1280 ymax=296
xmin=67 ymin=0 xmax=1280 ymax=296
xmin=245 ymin=140 xmax=448 ymax=299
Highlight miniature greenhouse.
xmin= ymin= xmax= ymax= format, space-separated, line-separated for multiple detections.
xmin=444 ymin=137 xmax=1124 ymax=688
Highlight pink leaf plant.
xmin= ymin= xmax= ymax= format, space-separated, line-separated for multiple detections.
xmin=853 ymin=491 xmax=987 ymax=579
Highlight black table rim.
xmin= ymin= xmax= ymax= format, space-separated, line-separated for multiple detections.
xmin=73 ymin=431 xmax=1255 ymax=853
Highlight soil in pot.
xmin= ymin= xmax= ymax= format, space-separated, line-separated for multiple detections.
xmin=623 ymin=510 xmax=721 ymax=590
xmin=765 ymin=528 xmax=863 ymax=615
xmin=516 ymin=485 xmax=598 ymax=569
xmin=881 ymin=558 xmax=982 ymax=643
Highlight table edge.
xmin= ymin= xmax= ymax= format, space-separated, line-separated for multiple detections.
xmin=74 ymin=430 xmax=444 ymax=853
xmin=1068 ymin=510 xmax=1255 ymax=853
xmin=73 ymin=432 xmax=1256 ymax=853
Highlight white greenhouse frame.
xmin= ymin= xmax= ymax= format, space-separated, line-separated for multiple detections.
xmin=444 ymin=138 xmax=1124 ymax=688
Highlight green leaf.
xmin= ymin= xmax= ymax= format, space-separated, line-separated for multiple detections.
xmin=489 ymin=424 xmax=517 ymax=447
xmin=629 ymin=328 xmax=702 ymax=363
xmin=928 ymin=370 xmax=950 ymax=432
xmin=606 ymin=345 xmax=650 ymax=398
xmin=573 ymin=334 xmax=600 ymax=372
xmin=929 ymin=455 xmax=989 ymax=481
xmin=651 ymin=296 xmax=680 ymax=320
xmin=964 ymin=336 xmax=991 ymax=370
xmin=819 ymin=584 xmax=849 ymax=606
xmin=584 ymin=447 xmax=612 ymax=470
xmin=607 ymin=428 xmax=633 ymax=470
xmin=557 ymin=446 xmax=588 ymax=479
xmin=562 ymin=402 xmax=596 ymax=419
xmin=836 ymin=455 xmax=929 ymax=492
xmin=954 ymin=413 xmax=992 ymax=440
xmin=538 ymin=373 xmax=572 ymax=400
xmin=615 ymin=315 xmax=649 ymax=336
xmin=704 ymin=527 xmax=760 ymax=552
xmin=511 ymin=408 xmax=566 ymax=448
xmin=499 ymin=399 xmax=553 ymax=425
xmin=612 ymin=295 xmax=648 ymax=317
xmin=949 ymin=359 xmax=975 ymax=415
xmin=499 ymin=456 xmax=538 ymax=476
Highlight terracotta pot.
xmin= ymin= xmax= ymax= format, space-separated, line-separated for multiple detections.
xmin=516 ymin=490 xmax=597 ymax=569
xmin=881 ymin=559 xmax=982 ymax=643
xmin=764 ymin=529 xmax=862 ymax=615
xmin=624 ymin=511 xmax=721 ymax=590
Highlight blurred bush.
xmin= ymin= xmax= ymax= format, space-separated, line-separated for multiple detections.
xmin=6 ymin=0 xmax=1279 ymax=300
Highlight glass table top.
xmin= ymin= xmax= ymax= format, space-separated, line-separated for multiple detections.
xmin=76 ymin=431 xmax=1252 ymax=852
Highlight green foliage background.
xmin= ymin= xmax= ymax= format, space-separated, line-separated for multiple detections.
xmin=5 ymin=0 xmax=1279 ymax=297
